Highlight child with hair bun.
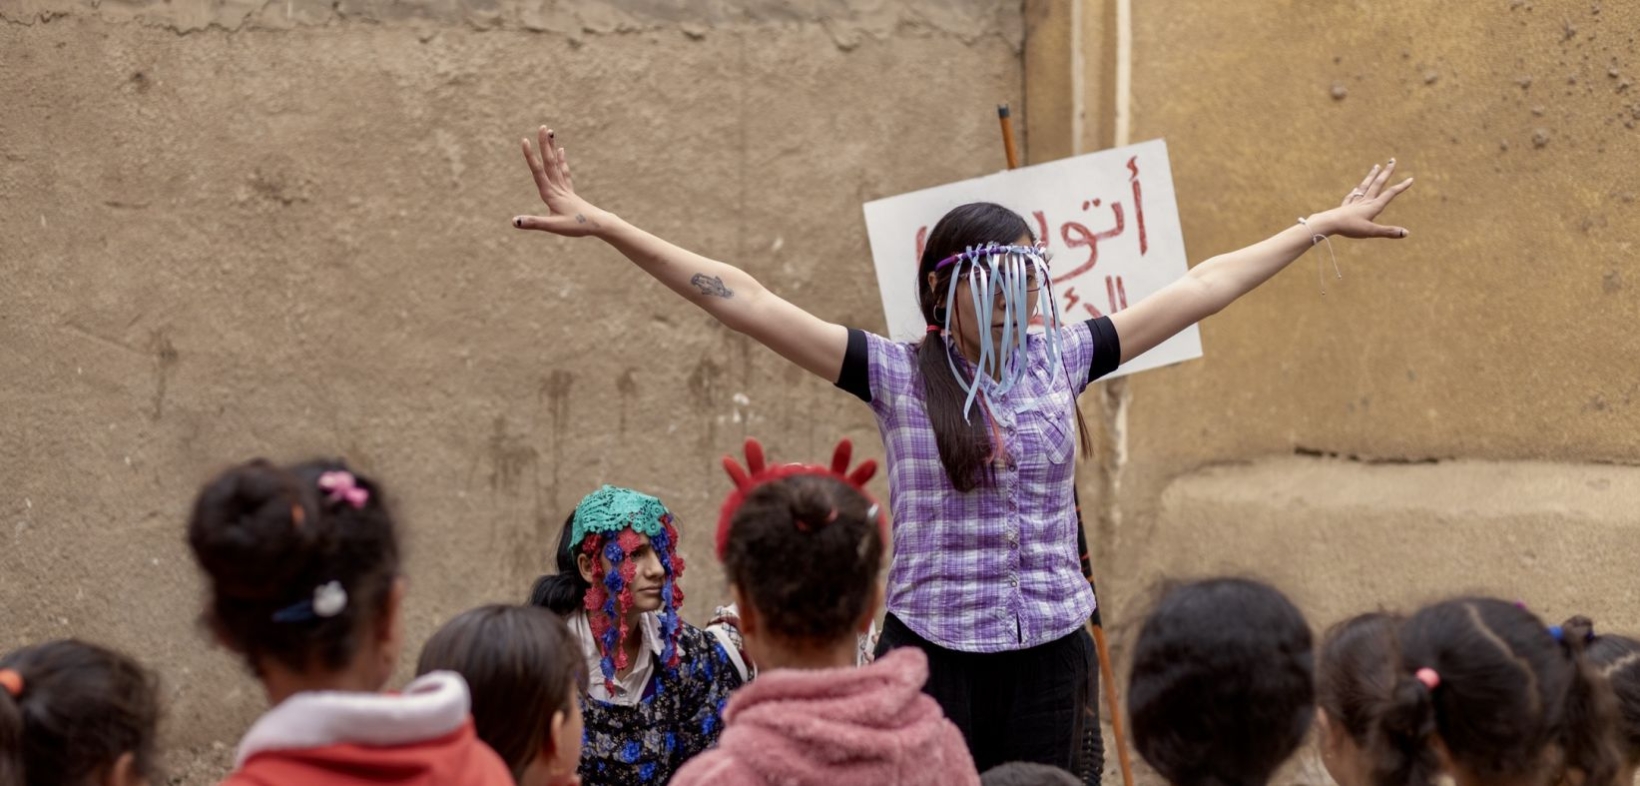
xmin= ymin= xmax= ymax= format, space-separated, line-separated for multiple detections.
xmin=186 ymin=458 xmax=510 ymax=786
xmin=669 ymin=438 xmax=980 ymax=786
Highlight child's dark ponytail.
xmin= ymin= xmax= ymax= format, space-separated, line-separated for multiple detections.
xmin=528 ymin=513 xmax=592 ymax=617
xmin=1557 ymin=616 xmax=1623 ymax=786
xmin=1368 ymin=671 xmax=1442 ymax=786
xmin=1372 ymin=600 xmax=1624 ymax=786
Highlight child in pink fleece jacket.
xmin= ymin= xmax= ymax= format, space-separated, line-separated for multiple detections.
xmin=670 ymin=438 xmax=980 ymax=786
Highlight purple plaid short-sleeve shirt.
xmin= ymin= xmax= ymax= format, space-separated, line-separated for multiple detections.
xmin=853 ymin=319 xmax=1118 ymax=653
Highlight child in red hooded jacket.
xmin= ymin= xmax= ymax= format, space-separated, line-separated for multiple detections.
xmin=670 ymin=439 xmax=979 ymax=786
xmin=186 ymin=458 xmax=512 ymax=786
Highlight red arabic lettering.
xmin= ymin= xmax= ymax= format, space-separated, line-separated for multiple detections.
xmin=1105 ymin=275 xmax=1129 ymax=313
xmin=1054 ymin=199 xmax=1125 ymax=283
xmin=1127 ymin=156 xmax=1148 ymax=256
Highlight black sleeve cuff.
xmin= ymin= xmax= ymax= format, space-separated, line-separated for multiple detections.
xmin=834 ymin=328 xmax=872 ymax=403
xmin=1086 ymin=316 xmax=1122 ymax=383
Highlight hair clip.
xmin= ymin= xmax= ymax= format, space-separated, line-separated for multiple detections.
xmin=1548 ymin=625 xmax=1565 ymax=643
xmin=271 ymin=580 xmax=349 ymax=623
xmin=1415 ymin=667 xmax=1440 ymax=690
xmin=317 ymin=471 xmax=369 ymax=510
xmin=0 ymin=668 xmax=23 ymax=698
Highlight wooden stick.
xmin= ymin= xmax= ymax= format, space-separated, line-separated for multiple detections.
xmin=1092 ymin=622 xmax=1135 ymax=786
xmin=997 ymin=104 xmax=1021 ymax=170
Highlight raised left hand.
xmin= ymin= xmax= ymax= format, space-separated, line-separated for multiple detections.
xmin=1312 ymin=160 xmax=1415 ymax=239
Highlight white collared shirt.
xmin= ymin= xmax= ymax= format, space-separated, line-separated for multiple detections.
xmin=569 ymin=610 xmax=664 ymax=706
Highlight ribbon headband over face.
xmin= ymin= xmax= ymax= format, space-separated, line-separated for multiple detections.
xmin=934 ymin=242 xmax=1065 ymax=422
xmin=716 ymin=437 xmax=889 ymax=559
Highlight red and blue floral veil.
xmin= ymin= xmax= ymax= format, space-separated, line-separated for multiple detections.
xmin=568 ymin=485 xmax=686 ymax=694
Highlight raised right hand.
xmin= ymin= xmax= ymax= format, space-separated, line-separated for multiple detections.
xmin=512 ymin=125 xmax=603 ymax=237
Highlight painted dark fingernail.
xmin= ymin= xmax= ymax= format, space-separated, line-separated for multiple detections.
xmin=513 ymin=217 xmax=522 ymax=227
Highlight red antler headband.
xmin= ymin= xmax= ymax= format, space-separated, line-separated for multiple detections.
xmin=716 ymin=437 xmax=888 ymax=559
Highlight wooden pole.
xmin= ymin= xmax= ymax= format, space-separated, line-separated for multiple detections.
xmin=997 ymin=104 xmax=1021 ymax=170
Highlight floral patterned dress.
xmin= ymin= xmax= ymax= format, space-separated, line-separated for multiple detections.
xmin=577 ymin=620 xmax=746 ymax=786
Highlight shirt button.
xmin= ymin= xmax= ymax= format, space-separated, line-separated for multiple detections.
xmin=1009 ymin=577 xmax=1019 ymax=588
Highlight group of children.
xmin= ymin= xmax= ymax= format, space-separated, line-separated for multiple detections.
xmin=4 ymin=441 xmax=1640 ymax=786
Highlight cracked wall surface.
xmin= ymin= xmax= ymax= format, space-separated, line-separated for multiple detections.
xmin=0 ymin=1 xmax=1020 ymax=778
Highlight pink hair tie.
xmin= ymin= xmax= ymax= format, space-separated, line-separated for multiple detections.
xmin=1415 ymin=668 xmax=1440 ymax=690
xmin=317 ymin=471 xmax=369 ymax=510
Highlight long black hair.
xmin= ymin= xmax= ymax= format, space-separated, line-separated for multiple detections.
xmin=916 ymin=202 xmax=1091 ymax=491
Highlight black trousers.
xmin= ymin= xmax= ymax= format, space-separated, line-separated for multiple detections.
xmin=876 ymin=614 xmax=1104 ymax=780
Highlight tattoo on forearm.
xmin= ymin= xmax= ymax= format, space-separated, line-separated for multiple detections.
xmin=576 ymin=213 xmax=587 ymax=224
xmin=690 ymin=274 xmax=734 ymax=299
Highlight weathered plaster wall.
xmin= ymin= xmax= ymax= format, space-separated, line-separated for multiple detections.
xmin=1026 ymin=2 xmax=1639 ymax=782
xmin=0 ymin=1 xmax=1022 ymax=778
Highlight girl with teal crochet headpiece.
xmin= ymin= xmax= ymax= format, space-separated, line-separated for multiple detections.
xmin=530 ymin=486 xmax=751 ymax=786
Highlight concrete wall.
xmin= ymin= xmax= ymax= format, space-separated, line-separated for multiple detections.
xmin=1105 ymin=0 xmax=1640 ymax=627
xmin=1025 ymin=1 xmax=1639 ymax=782
xmin=0 ymin=1 xmax=1021 ymax=778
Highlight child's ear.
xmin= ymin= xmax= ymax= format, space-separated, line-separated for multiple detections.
xmin=378 ymin=577 xmax=408 ymax=646
xmin=858 ymin=583 xmax=886 ymax=634
xmin=103 ymin=751 xmax=145 ymax=786
xmin=547 ymin=708 xmax=566 ymax=757
xmin=1315 ymin=707 xmax=1345 ymax=752
xmin=577 ymin=553 xmax=597 ymax=585
xmin=1430 ymin=732 xmax=1455 ymax=774
xmin=729 ymin=585 xmax=757 ymax=636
